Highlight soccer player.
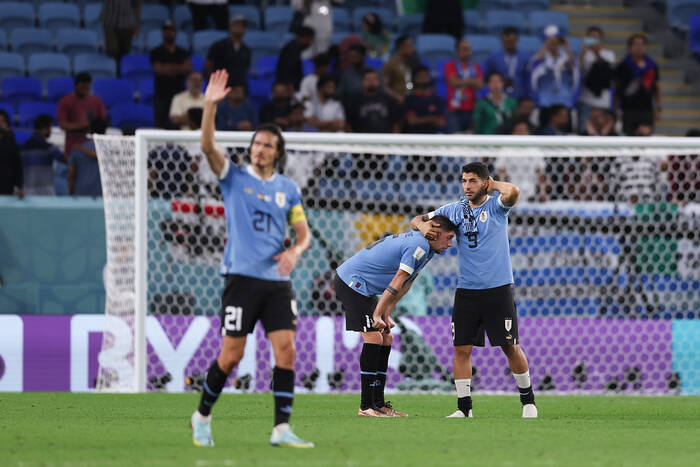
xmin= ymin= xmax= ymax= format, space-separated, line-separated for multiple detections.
xmin=334 ymin=217 xmax=457 ymax=417
xmin=190 ymin=69 xmax=314 ymax=448
xmin=410 ymin=161 xmax=538 ymax=419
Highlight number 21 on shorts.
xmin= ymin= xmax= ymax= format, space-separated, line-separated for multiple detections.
xmin=224 ymin=306 xmax=243 ymax=331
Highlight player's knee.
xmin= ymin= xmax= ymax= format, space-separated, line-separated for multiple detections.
xmin=382 ymin=333 xmax=394 ymax=346
xmin=501 ymin=344 xmax=519 ymax=356
xmin=218 ymin=350 xmax=243 ymax=373
xmin=454 ymin=346 xmax=472 ymax=360
xmin=273 ymin=339 xmax=296 ymax=366
xmin=362 ymin=332 xmax=383 ymax=345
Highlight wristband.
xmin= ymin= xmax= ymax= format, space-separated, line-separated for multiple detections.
xmin=386 ymin=286 xmax=398 ymax=295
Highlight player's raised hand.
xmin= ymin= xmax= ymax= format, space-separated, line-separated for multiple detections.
xmin=204 ymin=69 xmax=231 ymax=104
xmin=419 ymin=220 xmax=442 ymax=241
xmin=273 ymin=248 xmax=301 ymax=277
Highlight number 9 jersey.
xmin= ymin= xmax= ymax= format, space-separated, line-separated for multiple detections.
xmin=218 ymin=161 xmax=306 ymax=281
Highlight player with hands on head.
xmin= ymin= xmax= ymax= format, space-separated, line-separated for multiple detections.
xmin=191 ymin=69 xmax=314 ymax=449
xmin=334 ymin=217 xmax=458 ymax=417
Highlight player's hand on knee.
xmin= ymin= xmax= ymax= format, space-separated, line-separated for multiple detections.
xmin=372 ymin=313 xmax=386 ymax=331
xmin=383 ymin=316 xmax=395 ymax=333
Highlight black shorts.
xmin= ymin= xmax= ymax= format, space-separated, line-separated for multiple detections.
xmin=220 ymin=274 xmax=297 ymax=337
xmin=333 ymin=273 xmax=379 ymax=332
xmin=452 ymin=284 xmax=519 ymax=347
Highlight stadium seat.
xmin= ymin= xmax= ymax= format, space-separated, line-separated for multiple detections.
xmin=264 ymin=6 xmax=294 ymax=32
xmin=416 ymin=34 xmax=456 ymax=69
xmin=510 ymin=0 xmax=551 ymax=14
xmin=247 ymin=77 xmax=272 ymax=109
xmin=146 ymin=29 xmax=190 ymax=52
xmin=485 ymin=10 xmax=527 ymax=35
xmin=255 ymin=55 xmax=278 ymax=80
xmin=137 ymin=78 xmax=154 ymax=105
xmin=464 ymin=34 xmax=502 ymax=64
xmin=332 ymin=7 xmax=351 ymax=33
xmin=140 ymin=4 xmax=170 ymax=33
xmin=352 ymin=7 xmax=394 ymax=33
xmin=398 ymin=14 xmax=423 ymax=38
xmin=74 ymin=53 xmax=117 ymax=79
xmin=17 ymin=101 xmax=57 ymax=128
xmin=1 ymin=77 xmax=42 ymax=109
xmin=331 ymin=31 xmax=348 ymax=45
xmin=9 ymin=28 xmax=53 ymax=57
xmin=0 ymin=51 xmax=25 ymax=81
xmin=46 ymin=77 xmax=74 ymax=103
xmin=667 ymin=0 xmax=700 ymax=30
xmin=56 ymin=28 xmax=99 ymax=58
xmin=529 ymin=11 xmax=569 ymax=35
xmin=28 ymin=52 xmax=71 ymax=85
xmin=191 ymin=55 xmax=205 ymax=73
xmin=110 ymin=103 xmax=154 ymax=128
xmin=229 ymin=5 xmax=261 ymax=30
xmin=0 ymin=2 xmax=35 ymax=33
xmin=192 ymin=29 xmax=227 ymax=58
xmin=0 ymin=29 xmax=7 ymax=50
xmin=83 ymin=3 xmax=102 ymax=30
xmin=14 ymin=129 xmax=31 ymax=145
xmin=92 ymin=78 xmax=135 ymax=109
xmin=120 ymin=54 xmax=153 ymax=85
xmin=246 ymin=31 xmax=285 ymax=64
xmin=463 ymin=10 xmax=483 ymax=34
xmin=38 ymin=2 xmax=80 ymax=33
xmin=365 ymin=56 xmax=384 ymax=70
xmin=477 ymin=0 xmax=510 ymax=10
xmin=691 ymin=14 xmax=700 ymax=55
xmin=568 ymin=36 xmax=582 ymax=55
xmin=518 ymin=34 xmax=543 ymax=53
xmin=173 ymin=4 xmax=192 ymax=32
xmin=0 ymin=102 xmax=14 ymax=124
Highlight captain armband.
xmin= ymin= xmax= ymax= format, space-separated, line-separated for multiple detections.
xmin=288 ymin=204 xmax=306 ymax=225
xmin=385 ymin=286 xmax=399 ymax=295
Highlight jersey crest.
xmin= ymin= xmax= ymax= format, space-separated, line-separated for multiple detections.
xmin=275 ymin=192 xmax=286 ymax=208
xmin=480 ymin=211 xmax=488 ymax=223
xmin=413 ymin=246 xmax=426 ymax=260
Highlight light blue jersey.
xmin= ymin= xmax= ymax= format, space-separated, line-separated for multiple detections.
xmin=218 ymin=162 xmax=305 ymax=281
xmin=336 ymin=231 xmax=435 ymax=297
xmin=431 ymin=195 xmax=513 ymax=290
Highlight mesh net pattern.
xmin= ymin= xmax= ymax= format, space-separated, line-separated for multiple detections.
xmin=95 ymin=133 xmax=700 ymax=394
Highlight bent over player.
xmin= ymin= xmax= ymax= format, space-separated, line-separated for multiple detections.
xmin=190 ymin=69 xmax=314 ymax=448
xmin=411 ymin=161 xmax=537 ymax=419
xmin=334 ymin=216 xmax=457 ymax=417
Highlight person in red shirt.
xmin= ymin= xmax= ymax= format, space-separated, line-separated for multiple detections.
xmin=444 ymin=39 xmax=483 ymax=133
xmin=57 ymin=73 xmax=108 ymax=156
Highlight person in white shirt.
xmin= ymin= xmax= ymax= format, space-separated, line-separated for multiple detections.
xmin=169 ymin=72 xmax=206 ymax=130
xmin=577 ymin=26 xmax=615 ymax=133
xmin=304 ymin=74 xmax=345 ymax=132
xmin=296 ymin=52 xmax=331 ymax=105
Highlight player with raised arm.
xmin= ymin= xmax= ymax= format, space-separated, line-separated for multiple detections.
xmin=190 ymin=69 xmax=314 ymax=448
xmin=410 ymin=161 xmax=537 ymax=419
xmin=334 ymin=216 xmax=457 ymax=417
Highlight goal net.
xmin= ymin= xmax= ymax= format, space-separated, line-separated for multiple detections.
xmin=94 ymin=132 xmax=700 ymax=395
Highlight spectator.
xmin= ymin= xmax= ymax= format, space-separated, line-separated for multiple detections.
xmin=483 ymin=27 xmax=532 ymax=99
xmin=215 ymin=83 xmax=257 ymax=131
xmin=297 ymin=53 xmax=331 ymax=105
xmin=499 ymin=96 xmax=537 ymax=133
xmin=614 ymin=33 xmax=661 ymax=136
xmin=57 ymin=73 xmax=108 ymax=158
xmin=287 ymin=103 xmax=318 ymax=132
xmin=345 ymin=69 xmax=401 ymax=133
xmin=577 ymin=26 xmax=615 ymax=133
xmin=337 ymin=35 xmax=366 ymax=71
xmin=187 ymin=0 xmax=228 ymax=31
xmin=101 ymin=0 xmax=141 ymax=73
xmin=360 ymin=12 xmax=391 ymax=61
xmin=170 ymin=72 xmax=206 ymax=130
xmin=616 ymin=154 xmax=666 ymax=203
xmin=403 ymin=66 xmax=446 ymax=134
xmin=422 ymin=0 xmax=463 ymax=42
xmin=20 ymin=115 xmax=65 ymax=196
xmin=305 ymin=74 xmax=346 ymax=132
xmin=150 ymin=20 xmax=192 ymax=129
xmin=537 ymin=104 xmax=569 ymax=135
xmin=581 ymin=107 xmax=618 ymax=136
xmin=382 ymin=35 xmax=417 ymax=104
xmin=290 ymin=0 xmax=332 ymax=57
xmin=633 ymin=122 xmax=654 ymax=136
xmin=510 ymin=116 xmax=533 ymax=135
xmin=444 ymin=39 xmax=483 ymax=133
xmin=339 ymin=44 xmax=368 ymax=106
xmin=530 ymin=25 xmax=579 ymax=109
xmin=0 ymin=109 xmax=23 ymax=198
xmin=495 ymin=118 xmax=548 ymax=202
xmin=68 ymin=117 xmax=108 ymax=197
xmin=473 ymin=72 xmax=517 ymax=135
xmin=204 ymin=15 xmax=251 ymax=87
xmin=276 ymin=26 xmax=316 ymax=92
xmin=259 ymin=82 xmax=293 ymax=128
xmin=187 ymin=108 xmax=203 ymax=131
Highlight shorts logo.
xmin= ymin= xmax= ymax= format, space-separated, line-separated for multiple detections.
xmin=413 ymin=247 xmax=426 ymax=260
xmin=480 ymin=211 xmax=488 ymax=223
xmin=290 ymin=300 xmax=298 ymax=316
xmin=505 ymin=319 xmax=512 ymax=331
xmin=275 ymin=192 xmax=286 ymax=208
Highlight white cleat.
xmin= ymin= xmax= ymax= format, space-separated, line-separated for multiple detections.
xmin=446 ymin=409 xmax=473 ymax=418
xmin=522 ymin=404 xmax=538 ymax=418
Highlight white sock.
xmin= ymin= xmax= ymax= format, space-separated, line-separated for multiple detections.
xmin=455 ymin=379 xmax=471 ymax=398
xmin=193 ymin=411 xmax=211 ymax=423
xmin=273 ymin=423 xmax=290 ymax=435
xmin=513 ymin=371 xmax=531 ymax=389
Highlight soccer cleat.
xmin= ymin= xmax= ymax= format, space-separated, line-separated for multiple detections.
xmin=358 ymin=407 xmax=393 ymax=417
xmin=190 ymin=412 xmax=214 ymax=447
xmin=382 ymin=401 xmax=408 ymax=417
xmin=522 ymin=404 xmax=538 ymax=418
xmin=446 ymin=409 xmax=473 ymax=418
xmin=269 ymin=424 xmax=314 ymax=448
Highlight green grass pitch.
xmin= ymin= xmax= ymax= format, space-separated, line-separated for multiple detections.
xmin=2 ymin=393 xmax=699 ymax=466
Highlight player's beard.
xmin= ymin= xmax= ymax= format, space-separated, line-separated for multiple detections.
xmin=469 ymin=184 xmax=489 ymax=205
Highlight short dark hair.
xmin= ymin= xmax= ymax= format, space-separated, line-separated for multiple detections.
xmin=298 ymin=26 xmax=315 ymax=38
xmin=502 ymin=26 xmax=518 ymax=36
xmin=313 ymin=52 xmax=331 ymax=68
xmin=430 ymin=214 xmax=459 ymax=233
xmin=510 ymin=116 xmax=532 ymax=134
xmin=33 ymin=114 xmax=53 ymax=131
xmin=89 ymin=117 xmax=109 ymax=134
xmin=485 ymin=71 xmax=504 ymax=83
xmin=685 ymin=128 xmax=700 ymax=137
xmin=289 ymin=102 xmax=304 ymax=113
xmin=462 ymin=161 xmax=490 ymax=180
xmin=394 ymin=34 xmax=411 ymax=51
xmin=349 ymin=43 xmax=367 ymax=55
xmin=250 ymin=122 xmax=287 ymax=173
xmin=74 ymin=72 xmax=92 ymax=84
xmin=187 ymin=107 xmax=203 ymax=128
xmin=518 ymin=96 xmax=535 ymax=105
xmin=316 ymin=73 xmax=336 ymax=91
xmin=362 ymin=67 xmax=378 ymax=78
xmin=586 ymin=25 xmax=604 ymax=36
xmin=0 ymin=109 xmax=10 ymax=127
xmin=627 ymin=33 xmax=647 ymax=47
xmin=411 ymin=65 xmax=430 ymax=81
xmin=548 ymin=104 xmax=568 ymax=121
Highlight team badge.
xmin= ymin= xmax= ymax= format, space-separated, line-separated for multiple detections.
xmin=275 ymin=192 xmax=286 ymax=208
xmin=505 ymin=319 xmax=512 ymax=331
xmin=413 ymin=247 xmax=426 ymax=260
xmin=480 ymin=211 xmax=488 ymax=223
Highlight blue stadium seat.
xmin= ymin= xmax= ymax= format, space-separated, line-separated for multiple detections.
xmin=416 ymin=34 xmax=456 ymax=69
xmin=477 ymin=0 xmax=510 ymax=10
xmin=173 ymin=4 xmax=192 ymax=32
xmin=352 ymin=7 xmax=394 ymax=33
xmin=264 ymin=6 xmax=294 ymax=32
xmin=0 ymin=29 xmax=6 ymax=50
xmin=140 ymin=4 xmax=170 ymax=33
xmin=38 ymin=2 xmax=80 ymax=33
xmin=331 ymin=32 xmax=348 ymax=45
xmin=137 ymin=78 xmax=154 ymax=105
xmin=1 ymin=77 xmax=42 ymax=109
xmin=229 ymin=5 xmax=261 ymax=30
xmin=365 ymin=56 xmax=384 ymax=70
xmin=518 ymin=34 xmax=543 ymax=53
xmin=246 ymin=31 xmax=285 ymax=64
xmin=146 ymin=29 xmax=190 ymax=52
xmin=510 ymin=0 xmax=551 ymax=14
xmin=120 ymin=54 xmax=153 ymax=85
xmin=0 ymin=102 xmax=14 ymax=124
xmin=17 ymin=101 xmax=57 ymax=128
xmin=110 ymin=103 xmax=153 ymax=128
xmin=46 ymin=77 xmax=74 ymax=103
xmin=9 ymin=28 xmax=53 ymax=57
xmin=0 ymin=2 xmax=35 ymax=33
xmin=255 ymin=55 xmax=278 ymax=80
xmin=83 ymin=3 xmax=102 ymax=30
xmin=568 ymin=36 xmax=582 ymax=55
xmin=398 ymin=14 xmax=423 ymax=38
xmin=667 ymin=0 xmax=700 ymax=30
xmin=0 ymin=51 xmax=25 ymax=81
xmin=248 ymin=77 xmax=272 ymax=109
xmin=92 ymin=78 xmax=134 ymax=109
xmin=332 ymin=7 xmax=351 ymax=33
xmin=485 ymin=10 xmax=527 ymax=35
xmin=56 ymin=28 xmax=99 ymax=58
xmin=464 ymin=34 xmax=502 ymax=64
xmin=192 ymin=29 xmax=227 ymax=58
xmin=28 ymin=52 xmax=71 ymax=85
xmin=14 ymin=129 xmax=31 ymax=145
xmin=74 ymin=53 xmax=117 ymax=79
xmin=464 ymin=10 xmax=483 ymax=34
xmin=191 ymin=55 xmax=204 ymax=73
xmin=529 ymin=11 xmax=569 ymax=35
xmin=691 ymin=14 xmax=700 ymax=55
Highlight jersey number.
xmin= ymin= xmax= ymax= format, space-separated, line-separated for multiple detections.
xmin=253 ymin=210 xmax=272 ymax=232
xmin=467 ymin=232 xmax=478 ymax=249
xmin=224 ymin=306 xmax=243 ymax=331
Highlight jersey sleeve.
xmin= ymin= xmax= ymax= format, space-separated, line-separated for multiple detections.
xmin=428 ymin=201 xmax=462 ymax=226
xmin=217 ymin=159 xmax=236 ymax=195
xmin=399 ymin=236 xmax=429 ymax=275
xmin=495 ymin=194 xmax=513 ymax=216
